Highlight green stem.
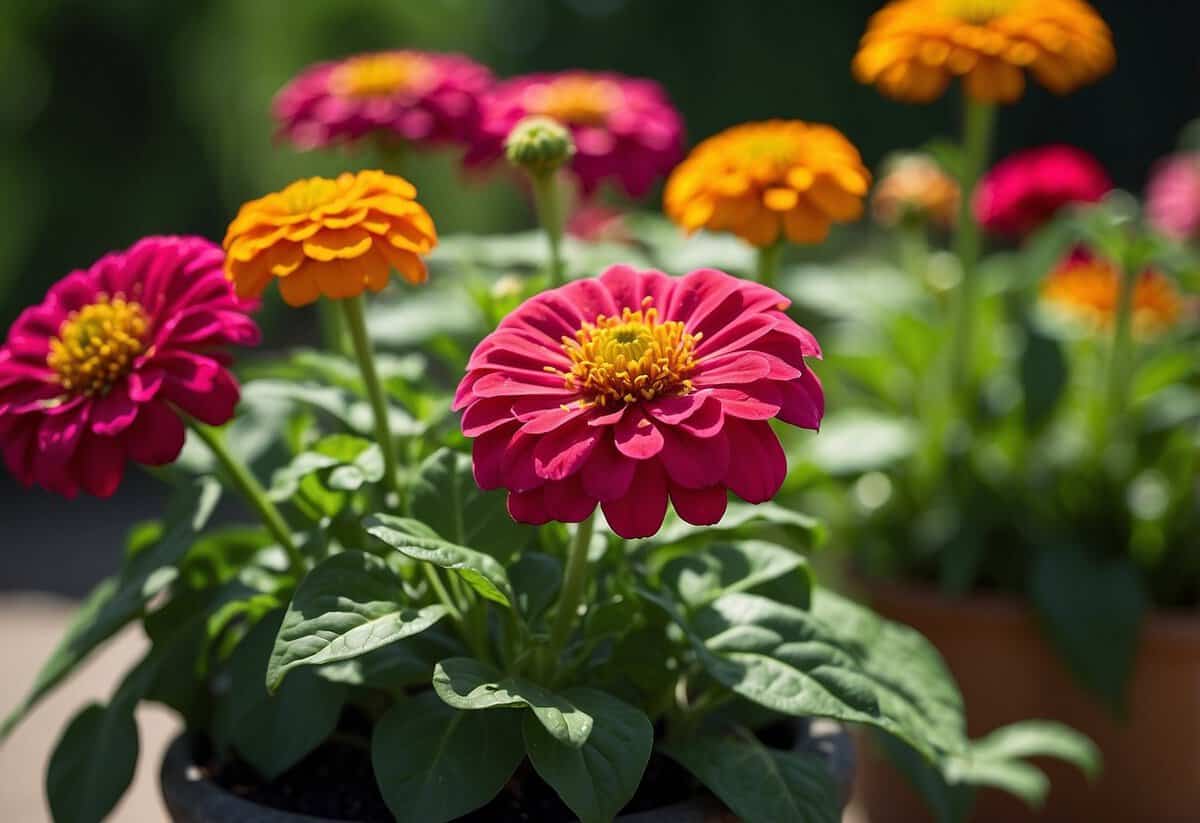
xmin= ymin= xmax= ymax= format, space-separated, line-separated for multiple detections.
xmin=756 ymin=241 xmax=784 ymax=288
xmin=530 ymin=172 xmax=566 ymax=287
xmin=543 ymin=513 xmax=596 ymax=674
xmin=897 ymin=218 xmax=930 ymax=286
xmin=422 ymin=565 xmax=462 ymax=621
xmin=187 ymin=419 xmax=302 ymax=572
xmin=317 ymin=302 xmax=350 ymax=358
xmin=339 ymin=295 xmax=400 ymax=499
xmin=948 ymin=98 xmax=996 ymax=396
xmin=1104 ymin=263 xmax=1137 ymax=432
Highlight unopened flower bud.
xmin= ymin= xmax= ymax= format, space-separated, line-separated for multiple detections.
xmin=505 ymin=116 xmax=575 ymax=177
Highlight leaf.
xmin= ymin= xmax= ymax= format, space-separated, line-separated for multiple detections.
xmin=269 ymin=434 xmax=384 ymax=500
xmin=216 ymin=611 xmax=346 ymax=780
xmin=522 ymin=688 xmax=653 ymax=823
xmin=650 ymin=502 xmax=824 ymax=551
xmin=241 ymin=379 xmax=422 ymax=437
xmin=509 ymin=551 xmax=563 ymax=623
xmin=314 ymin=628 xmax=463 ymax=689
xmin=372 ymin=692 xmax=525 ymax=823
xmin=805 ymin=412 xmax=918 ymax=475
xmin=871 ymin=731 xmax=974 ymax=823
xmin=660 ymin=540 xmax=812 ymax=609
xmin=409 ymin=447 xmax=530 ymax=559
xmin=432 ymin=657 xmax=593 ymax=747
xmin=1 ymin=478 xmax=221 ymax=739
xmin=364 ymin=514 xmax=515 ymax=607
xmin=1030 ymin=546 xmax=1145 ymax=710
xmin=267 ymin=551 xmax=448 ymax=691
xmin=46 ymin=702 xmax=139 ymax=823
xmin=1020 ymin=325 xmax=1068 ymax=429
xmin=662 ymin=734 xmax=840 ymax=823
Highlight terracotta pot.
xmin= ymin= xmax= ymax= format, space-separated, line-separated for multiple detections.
xmin=161 ymin=719 xmax=856 ymax=822
xmin=851 ymin=578 xmax=1200 ymax=823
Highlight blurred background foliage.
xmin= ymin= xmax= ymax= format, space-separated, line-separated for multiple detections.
xmin=1 ymin=0 xmax=1198 ymax=330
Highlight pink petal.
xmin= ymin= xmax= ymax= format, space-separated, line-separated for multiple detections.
xmin=125 ymin=400 xmax=186 ymax=466
xmin=472 ymin=424 xmax=517 ymax=490
xmin=588 ymin=405 xmax=627 ymax=427
xmin=722 ymin=419 xmax=787 ymax=504
xmin=165 ymin=366 xmax=239 ymax=426
xmin=461 ymin=397 xmax=517 ymax=437
xmin=670 ymin=484 xmax=728 ymax=526
xmin=473 ymin=369 xmax=574 ymax=399
xmin=711 ymin=383 xmax=783 ymax=420
xmin=91 ymin=384 xmax=138 ymax=436
xmin=543 ymin=475 xmax=598 ymax=522
xmin=127 ymin=368 xmax=165 ymax=403
xmin=508 ymin=488 xmax=551 ymax=526
xmin=694 ymin=313 xmax=778 ymax=360
xmin=520 ymin=403 xmax=589 ymax=435
xmin=533 ymin=419 xmax=600 ymax=481
xmin=75 ymin=434 xmax=126 ymax=498
xmin=692 ymin=352 xmax=773 ymax=388
xmin=777 ymin=370 xmax=824 ymax=430
xmin=581 ymin=437 xmax=637 ymax=501
xmin=676 ymin=395 xmax=725 ymax=438
xmin=644 ymin=393 xmax=706 ymax=425
xmin=38 ymin=402 xmax=90 ymax=462
xmin=601 ymin=460 xmax=669 ymax=539
xmin=559 ymin=278 xmax=618 ymax=320
xmin=659 ymin=424 xmax=729 ymax=488
xmin=614 ymin=408 xmax=664 ymax=459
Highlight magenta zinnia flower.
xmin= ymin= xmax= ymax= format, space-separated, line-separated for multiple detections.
xmin=466 ymin=72 xmax=684 ymax=198
xmin=454 ymin=265 xmax=823 ymax=539
xmin=274 ymin=51 xmax=493 ymax=151
xmin=0 ymin=236 xmax=259 ymax=498
xmin=975 ymin=144 xmax=1112 ymax=238
xmin=1146 ymin=153 xmax=1200 ymax=241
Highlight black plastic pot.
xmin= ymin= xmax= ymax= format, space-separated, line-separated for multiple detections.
xmin=161 ymin=720 xmax=855 ymax=822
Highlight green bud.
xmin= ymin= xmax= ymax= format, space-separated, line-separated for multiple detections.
xmin=505 ymin=116 xmax=575 ymax=177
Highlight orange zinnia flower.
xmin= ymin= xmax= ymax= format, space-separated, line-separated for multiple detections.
xmin=872 ymin=153 xmax=960 ymax=229
xmin=223 ymin=170 xmax=437 ymax=307
xmin=664 ymin=120 xmax=870 ymax=248
xmin=853 ymin=0 xmax=1114 ymax=104
xmin=1040 ymin=251 xmax=1185 ymax=338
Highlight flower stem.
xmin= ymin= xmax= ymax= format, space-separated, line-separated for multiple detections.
xmin=339 ymin=295 xmax=400 ymax=499
xmin=530 ymin=172 xmax=566 ymax=287
xmin=318 ymin=302 xmax=350 ymax=358
xmin=948 ymin=98 xmax=996 ymax=395
xmin=1104 ymin=262 xmax=1137 ymax=431
xmin=186 ymin=419 xmax=302 ymax=572
xmin=542 ymin=513 xmax=595 ymax=677
xmin=756 ymin=241 xmax=784 ymax=288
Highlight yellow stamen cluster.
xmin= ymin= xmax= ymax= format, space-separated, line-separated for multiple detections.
xmin=48 ymin=296 xmax=148 ymax=396
xmin=331 ymin=52 xmax=433 ymax=99
xmin=556 ymin=297 xmax=700 ymax=407
xmin=940 ymin=0 xmax=1021 ymax=23
xmin=524 ymin=75 xmax=622 ymax=126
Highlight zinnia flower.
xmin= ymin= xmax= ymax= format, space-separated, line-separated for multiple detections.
xmin=466 ymin=71 xmax=684 ymax=198
xmin=0 ymin=236 xmax=260 ymax=498
xmin=853 ymin=0 xmax=1115 ymax=104
xmin=664 ymin=120 xmax=870 ymax=247
xmin=872 ymin=153 xmax=960 ymax=229
xmin=1040 ymin=249 xmax=1184 ymax=337
xmin=975 ymin=145 xmax=1112 ymax=237
xmin=454 ymin=265 xmax=824 ymax=539
xmin=1146 ymin=153 xmax=1200 ymax=241
xmin=273 ymin=50 xmax=493 ymax=151
xmin=223 ymin=170 xmax=437 ymax=307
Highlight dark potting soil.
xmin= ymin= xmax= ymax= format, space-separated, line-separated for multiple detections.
xmin=206 ymin=713 xmax=699 ymax=822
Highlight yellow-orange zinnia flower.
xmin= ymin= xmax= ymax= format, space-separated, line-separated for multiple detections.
xmin=1040 ymin=252 xmax=1185 ymax=338
xmin=872 ymin=153 xmax=960 ymax=229
xmin=664 ymin=120 xmax=871 ymax=248
xmin=223 ymin=170 xmax=437 ymax=307
xmin=853 ymin=0 xmax=1115 ymax=104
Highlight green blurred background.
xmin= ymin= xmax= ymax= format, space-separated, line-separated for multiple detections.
xmin=1 ymin=0 xmax=1196 ymax=329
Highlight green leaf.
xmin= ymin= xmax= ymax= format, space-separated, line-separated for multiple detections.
xmin=1020 ymin=326 xmax=1067 ymax=429
xmin=270 ymin=434 xmax=384 ymax=499
xmin=241 ymin=379 xmax=421 ymax=437
xmin=650 ymin=502 xmax=824 ymax=551
xmin=432 ymin=657 xmax=593 ymax=747
xmin=1030 ymin=546 xmax=1145 ymax=710
xmin=660 ymin=540 xmax=812 ymax=609
xmin=217 ymin=611 xmax=346 ymax=779
xmin=409 ymin=447 xmax=530 ymax=559
xmin=372 ymin=692 xmax=525 ymax=823
xmin=805 ymin=412 xmax=918 ymax=476
xmin=364 ymin=514 xmax=515 ymax=607
xmin=267 ymin=551 xmax=447 ymax=691
xmin=662 ymin=734 xmax=840 ymax=823
xmin=314 ymin=628 xmax=463 ymax=689
xmin=509 ymin=552 xmax=563 ymax=623
xmin=46 ymin=702 xmax=139 ymax=823
xmin=1 ymin=478 xmax=221 ymax=739
xmin=871 ymin=732 xmax=974 ymax=823
xmin=523 ymin=688 xmax=653 ymax=823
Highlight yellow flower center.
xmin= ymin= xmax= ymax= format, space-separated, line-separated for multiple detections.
xmin=47 ymin=296 xmax=148 ymax=396
xmin=526 ymin=76 xmax=622 ymax=127
xmin=939 ymin=0 xmax=1023 ymax=23
xmin=281 ymin=178 xmax=340 ymax=214
xmin=331 ymin=53 xmax=433 ymax=99
xmin=556 ymin=298 xmax=700 ymax=407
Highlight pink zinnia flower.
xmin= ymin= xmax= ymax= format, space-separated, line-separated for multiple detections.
xmin=466 ymin=71 xmax=685 ymax=198
xmin=975 ymin=145 xmax=1112 ymax=238
xmin=0 ymin=236 xmax=260 ymax=498
xmin=1146 ymin=153 xmax=1200 ymax=241
xmin=274 ymin=51 xmax=493 ymax=151
xmin=454 ymin=265 xmax=824 ymax=539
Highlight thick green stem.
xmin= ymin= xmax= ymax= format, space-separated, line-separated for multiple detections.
xmin=530 ymin=172 xmax=566 ymax=287
xmin=339 ymin=295 xmax=400 ymax=499
xmin=1104 ymin=263 xmax=1137 ymax=432
xmin=756 ymin=241 xmax=784 ymax=288
xmin=948 ymin=99 xmax=996 ymax=395
xmin=318 ymin=302 xmax=350 ymax=358
xmin=897 ymin=218 xmax=930 ymax=286
xmin=187 ymin=419 xmax=302 ymax=572
xmin=543 ymin=513 xmax=595 ymax=674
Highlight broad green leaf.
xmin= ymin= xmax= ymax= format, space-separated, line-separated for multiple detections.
xmin=662 ymin=735 xmax=840 ymax=823
xmin=1 ymin=478 xmax=221 ymax=739
xmin=1019 ymin=326 xmax=1067 ymax=429
xmin=46 ymin=702 xmax=139 ymax=823
xmin=365 ymin=514 xmax=514 ymax=607
xmin=1030 ymin=546 xmax=1145 ymax=710
xmin=660 ymin=541 xmax=812 ymax=609
xmin=523 ymin=688 xmax=652 ymax=823
xmin=269 ymin=434 xmax=384 ymax=500
xmin=409 ymin=447 xmax=530 ymax=559
xmin=871 ymin=732 xmax=973 ymax=823
xmin=267 ymin=551 xmax=447 ymax=691
xmin=372 ymin=692 xmax=525 ymax=823
xmin=509 ymin=552 xmax=563 ymax=623
xmin=216 ymin=611 xmax=346 ymax=779
xmin=432 ymin=657 xmax=593 ymax=747
xmin=315 ymin=628 xmax=463 ymax=689
xmin=242 ymin=379 xmax=422 ymax=437
xmin=805 ymin=412 xmax=918 ymax=476
xmin=650 ymin=502 xmax=824 ymax=551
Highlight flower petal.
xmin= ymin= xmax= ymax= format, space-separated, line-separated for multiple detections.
xmin=670 ymin=483 xmax=728 ymax=526
xmin=722 ymin=418 xmax=787 ymax=504
xmin=601 ymin=459 xmax=669 ymax=539
xmin=614 ymin=408 xmax=664 ymax=459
